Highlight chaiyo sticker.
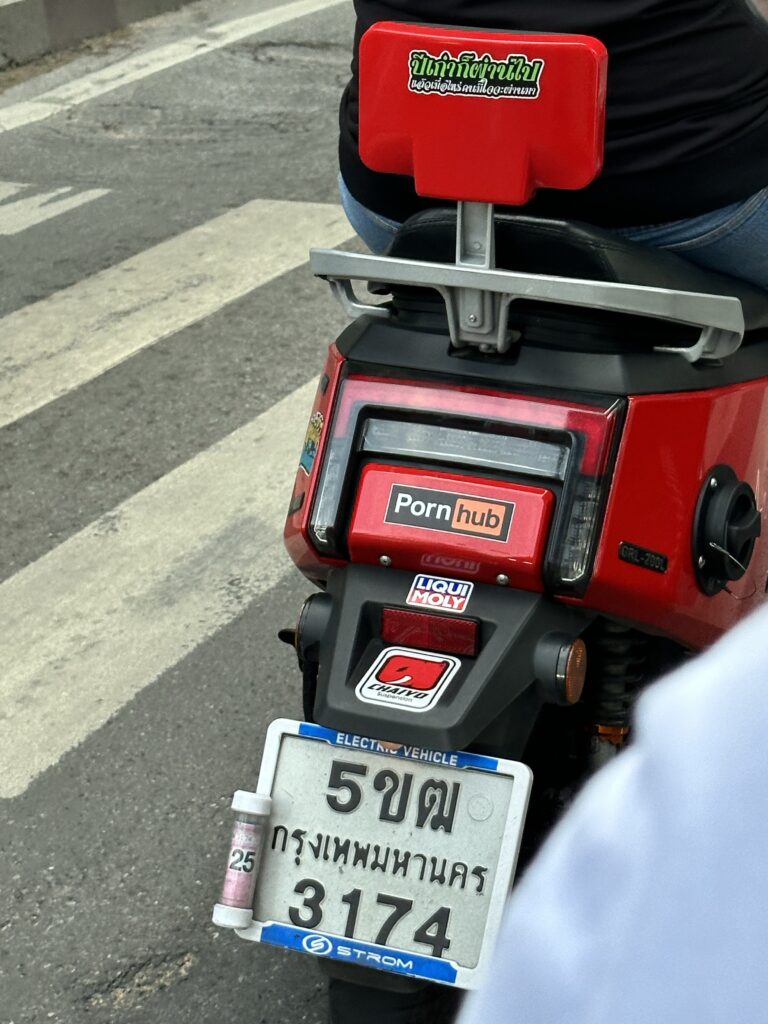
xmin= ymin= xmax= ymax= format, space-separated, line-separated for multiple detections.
xmin=299 ymin=411 xmax=324 ymax=475
xmin=356 ymin=646 xmax=461 ymax=713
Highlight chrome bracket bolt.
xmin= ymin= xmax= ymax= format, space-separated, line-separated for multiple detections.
xmin=379 ymin=555 xmax=392 ymax=567
xmin=496 ymin=573 xmax=509 ymax=586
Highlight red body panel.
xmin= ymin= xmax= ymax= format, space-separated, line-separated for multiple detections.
xmin=583 ymin=381 xmax=768 ymax=650
xmin=359 ymin=22 xmax=607 ymax=205
xmin=348 ymin=465 xmax=554 ymax=587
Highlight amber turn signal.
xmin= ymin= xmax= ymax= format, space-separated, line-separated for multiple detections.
xmin=557 ymin=638 xmax=588 ymax=705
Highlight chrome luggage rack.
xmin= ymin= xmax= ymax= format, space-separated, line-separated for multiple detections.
xmin=310 ymin=202 xmax=744 ymax=365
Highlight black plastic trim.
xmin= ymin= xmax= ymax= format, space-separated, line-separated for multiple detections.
xmin=313 ymin=565 xmax=593 ymax=754
xmin=336 ymin=316 xmax=768 ymax=397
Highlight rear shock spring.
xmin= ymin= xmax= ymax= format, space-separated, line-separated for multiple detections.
xmin=586 ymin=620 xmax=649 ymax=766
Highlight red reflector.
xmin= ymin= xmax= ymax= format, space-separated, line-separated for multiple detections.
xmin=381 ymin=608 xmax=479 ymax=656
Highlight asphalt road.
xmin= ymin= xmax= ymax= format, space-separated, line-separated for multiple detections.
xmin=0 ymin=1 xmax=360 ymax=1021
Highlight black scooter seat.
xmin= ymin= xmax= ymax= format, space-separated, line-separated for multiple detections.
xmin=388 ymin=210 xmax=768 ymax=336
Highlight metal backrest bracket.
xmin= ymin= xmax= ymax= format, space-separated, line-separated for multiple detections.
xmin=453 ymin=201 xmax=510 ymax=351
xmin=310 ymin=247 xmax=745 ymax=364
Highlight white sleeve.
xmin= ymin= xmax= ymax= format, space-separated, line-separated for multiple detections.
xmin=460 ymin=604 xmax=768 ymax=1024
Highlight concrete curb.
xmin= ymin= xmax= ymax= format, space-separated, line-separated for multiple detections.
xmin=0 ymin=0 xmax=195 ymax=67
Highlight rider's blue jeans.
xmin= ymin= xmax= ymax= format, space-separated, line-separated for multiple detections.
xmin=339 ymin=176 xmax=768 ymax=290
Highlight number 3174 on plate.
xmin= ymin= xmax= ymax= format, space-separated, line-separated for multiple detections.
xmin=235 ymin=719 xmax=532 ymax=989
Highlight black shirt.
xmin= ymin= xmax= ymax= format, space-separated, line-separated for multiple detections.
xmin=339 ymin=0 xmax=768 ymax=226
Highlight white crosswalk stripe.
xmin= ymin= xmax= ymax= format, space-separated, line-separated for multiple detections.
xmin=0 ymin=181 xmax=26 ymax=201
xmin=0 ymin=0 xmax=357 ymax=801
xmin=0 ymin=377 xmax=318 ymax=799
xmin=0 ymin=198 xmax=352 ymax=428
xmin=0 ymin=182 xmax=111 ymax=235
xmin=0 ymin=186 xmax=356 ymax=796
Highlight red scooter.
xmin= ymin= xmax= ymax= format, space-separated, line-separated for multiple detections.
xmin=213 ymin=21 xmax=768 ymax=1024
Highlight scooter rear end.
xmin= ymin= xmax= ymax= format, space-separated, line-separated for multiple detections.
xmin=212 ymin=21 xmax=768 ymax=1022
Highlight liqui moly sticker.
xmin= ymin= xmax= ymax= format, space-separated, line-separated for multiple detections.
xmin=406 ymin=574 xmax=474 ymax=614
xmin=356 ymin=646 xmax=461 ymax=713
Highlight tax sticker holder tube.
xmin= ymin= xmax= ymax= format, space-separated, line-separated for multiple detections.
xmin=212 ymin=790 xmax=272 ymax=930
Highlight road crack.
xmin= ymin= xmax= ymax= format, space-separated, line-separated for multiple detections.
xmin=236 ymin=40 xmax=349 ymax=66
xmin=83 ymin=950 xmax=196 ymax=1012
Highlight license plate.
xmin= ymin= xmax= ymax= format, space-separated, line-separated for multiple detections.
xmin=236 ymin=720 xmax=532 ymax=989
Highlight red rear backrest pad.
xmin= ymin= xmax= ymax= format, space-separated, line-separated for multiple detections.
xmin=359 ymin=22 xmax=608 ymax=206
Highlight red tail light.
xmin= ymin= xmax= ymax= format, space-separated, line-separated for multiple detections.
xmin=381 ymin=607 xmax=479 ymax=656
xmin=308 ymin=375 xmax=624 ymax=593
